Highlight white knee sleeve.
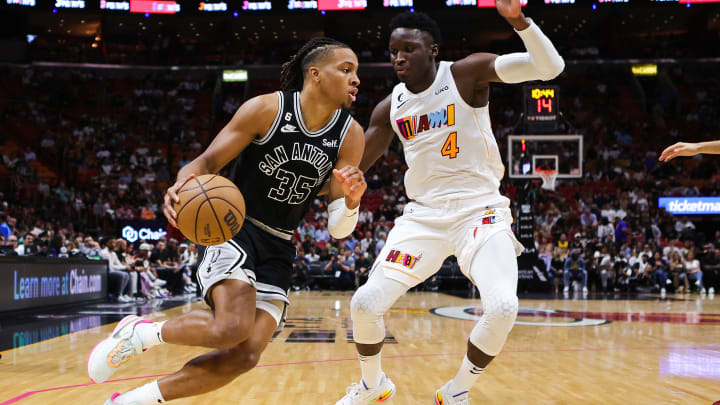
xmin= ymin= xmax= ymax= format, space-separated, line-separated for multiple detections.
xmin=351 ymin=284 xmax=388 ymax=344
xmin=350 ymin=271 xmax=408 ymax=344
xmin=469 ymin=288 xmax=518 ymax=357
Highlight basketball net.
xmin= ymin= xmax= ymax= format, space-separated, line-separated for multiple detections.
xmin=536 ymin=169 xmax=558 ymax=191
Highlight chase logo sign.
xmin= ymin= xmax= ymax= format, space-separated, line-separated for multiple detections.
xmin=658 ymin=197 xmax=720 ymax=215
xmin=121 ymin=225 xmax=167 ymax=243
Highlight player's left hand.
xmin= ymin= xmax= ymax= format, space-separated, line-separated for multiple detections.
xmin=333 ymin=166 xmax=367 ymax=207
xmin=659 ymin=142 xmax=700 ymax=162
xmin=495 ymin=0 xmax=523 ymax=20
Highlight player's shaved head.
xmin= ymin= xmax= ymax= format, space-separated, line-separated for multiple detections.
xmin=390 ymin=11 xmax=442 ymax=45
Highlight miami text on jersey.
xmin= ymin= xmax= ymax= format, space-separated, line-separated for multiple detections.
xmin=395 ymin=104 xmax=455 ymax=140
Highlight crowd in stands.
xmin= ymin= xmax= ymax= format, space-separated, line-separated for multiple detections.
xmin=1 ymin=58 xmax=719 ymax=297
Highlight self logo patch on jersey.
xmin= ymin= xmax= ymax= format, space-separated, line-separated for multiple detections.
xmin=385 ymin=249 xmax=422 ymax=269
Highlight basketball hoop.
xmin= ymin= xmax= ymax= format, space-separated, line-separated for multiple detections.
xmin=536 ymin=169 xmax=558 ymax=191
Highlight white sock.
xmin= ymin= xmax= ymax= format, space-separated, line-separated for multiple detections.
xmin=448 ymin=355 xmax=485 ymax=395
xmin=115 ymin=380 xmax=165 ymax=404
xmin=359 ymin=351 xmax=383 ymax=389
xmin=134 ymin=320 xmax=167 ymax=349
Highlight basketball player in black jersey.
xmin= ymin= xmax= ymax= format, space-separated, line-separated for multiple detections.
xmin=88 ymin=37 xmax=367 ymax=404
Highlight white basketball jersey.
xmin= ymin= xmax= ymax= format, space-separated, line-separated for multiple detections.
xmin=390 ymin=61 xmax=509 ymax=208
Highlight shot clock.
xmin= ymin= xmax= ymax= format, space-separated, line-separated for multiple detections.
xmin=524 ymin=85 xmax=559 ymax=133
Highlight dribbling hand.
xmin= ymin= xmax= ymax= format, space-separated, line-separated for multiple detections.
xmin=333 ymin=166 xmax=367 ymax=207
xmin=163 ymin=173 xmax=196 ymax=227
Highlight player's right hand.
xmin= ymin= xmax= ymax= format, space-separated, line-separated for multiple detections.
xmin=659 ymin=142 xmax=700 ymax=162
xmin=163 ymin=174 xmax=196 ymax=227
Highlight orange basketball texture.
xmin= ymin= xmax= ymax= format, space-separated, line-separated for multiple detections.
xmin=173 ymin=174 xmax=246 ymax=246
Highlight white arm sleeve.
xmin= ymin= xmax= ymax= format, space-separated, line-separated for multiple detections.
xmin=327 ymin=198 xmax=359 ymax=239
xmin=494 ymin=18 xmax=565 ymax=83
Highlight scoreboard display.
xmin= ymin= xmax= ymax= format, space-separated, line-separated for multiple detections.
xmin=524 ymin=85 xmax=559 ymax=133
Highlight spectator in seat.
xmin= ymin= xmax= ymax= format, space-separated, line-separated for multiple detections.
xmin=681 ymin=250 xmax=704 ymax=294
xmin=103 ymin=238 xmax=132 ymax=302
xmin=358 ymin=206 xmax=373 ymax=224
xmin=358 ymin=231 xmax=373 ymax=254
xmin=700 ymin=246 xmax=719 ymax=295
xmin=4 ymin=234 xmax=19 ymax=255
xmin=298 ymin=221 xmax=316 ymax=241
xmin=563 ymin=250 xmax=587 ymax=294
xmin=353 ymin=246 xmax=372 ymax=287
xmin=154 ymin=238 xmax=184 ymax=295
xmin=374 ymin=232 xmax=387 ymax=257
xmin=0 ymin=213 xmax=12 ymax=244
xmin=292 ymin=250 xmax=310 ymax=291
xmin=80 ymin=235 xmax=102 ymax=259
xmin=16 ymin=233 xmax=39 ymax=256
xmin=115 ymin=239 xmax=139 ymax=299
xmin=314 ymin=219 xmax=330 ymax=242
xmin=373 ymin=217 xmax=389 ymax=240
xmin=668 ymin=251 xmax=685 ymax=293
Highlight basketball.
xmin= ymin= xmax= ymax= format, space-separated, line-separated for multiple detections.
xmin=173 ymin=174 xmax=246 ymax=246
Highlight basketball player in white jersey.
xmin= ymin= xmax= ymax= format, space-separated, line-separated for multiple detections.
xmin=660 ymin=140 xmax=720 ymax=161
xmin=336 ymin=2 xmax=564 ymax=404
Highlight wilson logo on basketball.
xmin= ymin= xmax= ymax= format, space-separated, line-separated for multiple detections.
xmin=385 ymin=249 xmax=421 ymax=269
xmin=224 ymin=210 xmax=241 ymax=236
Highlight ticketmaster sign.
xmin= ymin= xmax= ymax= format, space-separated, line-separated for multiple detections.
xmin=658 ymin=197 xmax=720 ymax=215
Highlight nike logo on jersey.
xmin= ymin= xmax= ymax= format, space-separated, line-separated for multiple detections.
xmin=396 ymin=92 xmax=408 ymax=109
xmin=322 ymin=139 xmax=339 ymax=148
xmin=280 ymin=124 xmax=298 ymax=133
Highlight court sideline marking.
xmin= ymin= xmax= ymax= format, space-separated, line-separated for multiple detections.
xmin=3 ymin=344 xmax=718 ymax=404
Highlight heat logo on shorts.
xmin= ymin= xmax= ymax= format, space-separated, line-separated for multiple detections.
xmin=473 ymin=210 xmax=501 ymax=238
xmin=385 ymin=249 xmax=421 ymax=269
xmin=396 ymin=104 xmax=455 ymax=140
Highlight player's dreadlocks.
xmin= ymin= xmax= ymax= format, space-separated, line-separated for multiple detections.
xmin=390 ymin=11 xmax=443 ymax=45
xmin=280 ymin=37 xmax=350 ymax=92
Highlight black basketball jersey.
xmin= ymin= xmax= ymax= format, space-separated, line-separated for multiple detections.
xmin=232 ymin=91 xmax=353 ymax=239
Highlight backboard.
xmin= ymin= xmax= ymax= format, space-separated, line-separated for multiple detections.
xmin=507 ymin=135 xmax=583 ymax=180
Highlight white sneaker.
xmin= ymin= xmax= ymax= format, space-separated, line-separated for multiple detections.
xmin=700 ymin=288 xmax=707 ymax=296
xmin=582 ymin=287 xmax=588 ymax=295
xmin=660 ymin=288 xmax=666 ymax=295
xmin=335 ymin=374 xmax=395 ymax=404
xmin=88 ymin=315 xmax=148 ymax=383
xmin=563 ymin=286 xmax=569 ymax=294
xmin=709 ymin=287 xmax=715 ymax=295
xmin=434 ymin=380 xmax=470 ymax=405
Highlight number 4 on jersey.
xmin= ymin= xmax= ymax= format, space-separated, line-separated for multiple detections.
xmin=441 ymin=132 xmax=459 ymax=159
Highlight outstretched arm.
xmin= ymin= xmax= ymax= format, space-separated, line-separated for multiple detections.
xmin=659 ymin=140 xmax=720 ymax=162
xmin=451 ymin=0 xmax=564 ymax=84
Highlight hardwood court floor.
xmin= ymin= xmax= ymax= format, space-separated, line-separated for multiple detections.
xmin=1 ymin=291 xmax=719 ymax=405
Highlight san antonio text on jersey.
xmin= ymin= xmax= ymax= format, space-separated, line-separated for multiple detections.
xmin=232 ymin=91 xmax=352 ymax=240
